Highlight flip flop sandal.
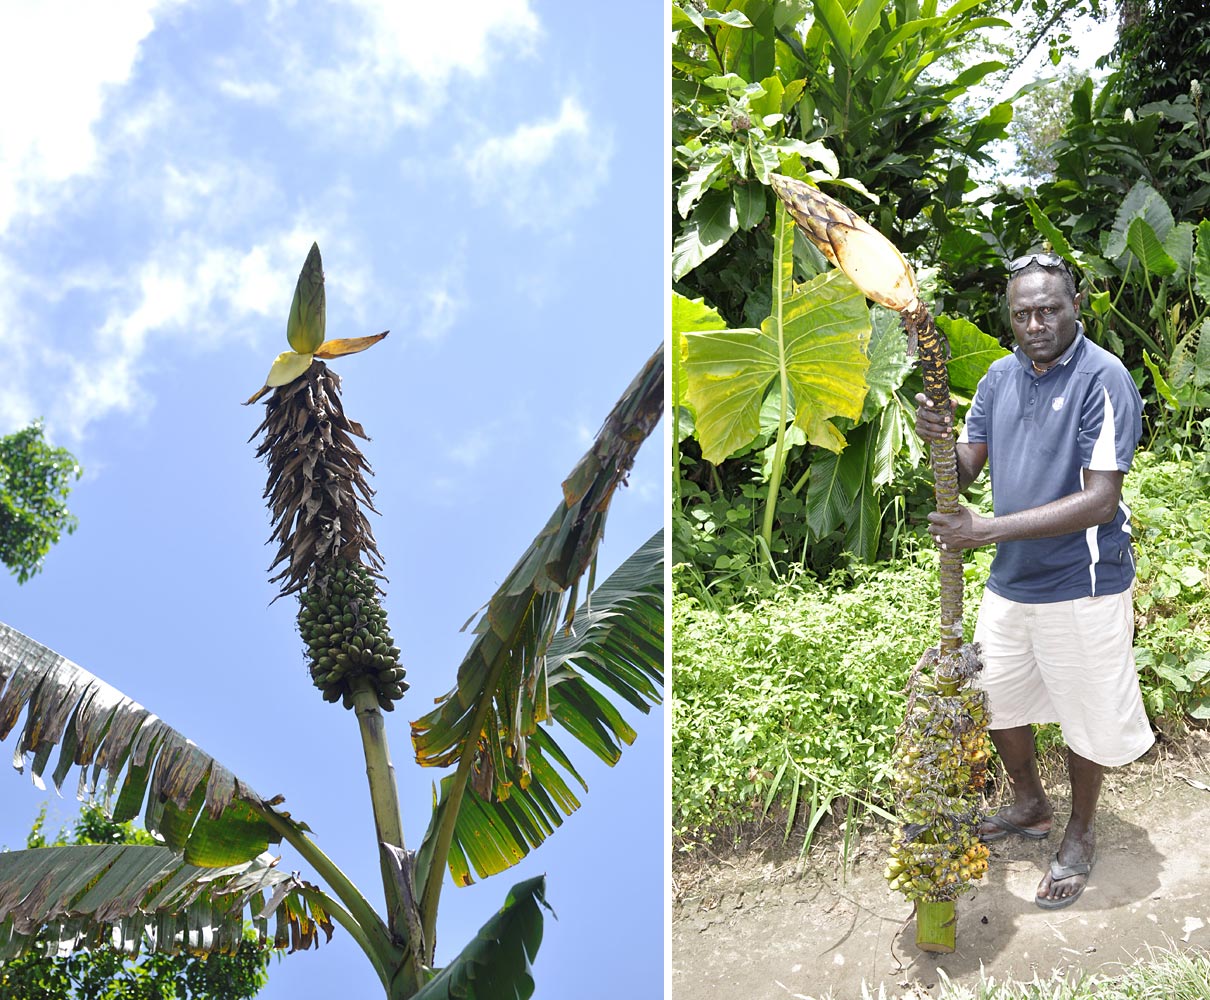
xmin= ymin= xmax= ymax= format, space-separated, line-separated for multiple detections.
xmin=1035 ymin=854 xmax=1093 ymax=910
xmin=978 ymin=811 xmax=1052 ymax=843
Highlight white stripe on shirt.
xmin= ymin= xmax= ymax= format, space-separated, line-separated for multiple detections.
xmin=1088 ymin=386 xmax=1119 ymax=471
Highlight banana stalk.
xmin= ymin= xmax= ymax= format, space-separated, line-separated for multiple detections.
xmin=250 ymin=245 xmax=422 ymax=992
xmin=770 ymin=175 xmax=989 ymax=952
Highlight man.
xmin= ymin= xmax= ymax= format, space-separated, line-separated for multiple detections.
xmin=914 ymin=252 xmax=1153 ymax=910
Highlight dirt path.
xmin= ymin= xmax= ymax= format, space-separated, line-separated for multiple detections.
xmin=672 ymin=734 xmax=1210 ymax=999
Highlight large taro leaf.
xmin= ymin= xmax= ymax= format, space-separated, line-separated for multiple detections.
xmin=859 ymin=307 xmax=915 ymax=422
xmin=672 ymin=294 xmax=727 ymax=444
xmin=840 ymin=422 xmax=880 ymax=562
xmin=681 ymin=202 xmax=871 ymax=464
xmin=1105 ymin=179 xmax=1175 ymax=266
xmin=1195 ymin=220 xmax=1210 ymax=305
xmin=413 ymin=532 xmax=662 ymax=891
xmin=803 ymin=421 xmax=881 ymax=560
xmin=412 ymin=875 xmax=550 ymax=1000
xmin=0 ymin=845 xmax=332 ymax=961
xmin=934 ymin=315 xmax=1009 ymax=395
xmin=0 ymin=623 xmax=295 ymax=869
xmin=1125 ymin=216 xmax=1178 ymax=277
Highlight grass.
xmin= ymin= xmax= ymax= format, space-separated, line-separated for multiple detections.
xmin=672 ymin=548 xmax=991 ymax=845
xmin=673 ymin=454 xmax=1210 ymax=849
xmin=840 ymin=946 xmax=1210 ymax=999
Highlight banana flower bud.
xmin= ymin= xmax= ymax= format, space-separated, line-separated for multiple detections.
xmin=244 ymin=243 xmax=388 ymax=404
xmin=287 ymin=242 xmax=326 ymax=354
xmin=770 ymin=174 xmax=920 ymax=313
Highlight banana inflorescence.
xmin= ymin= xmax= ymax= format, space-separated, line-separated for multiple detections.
xmin=885 ymin=644 xmax=990 ymax=902
xmin=297 ymin=560 xmax=407 ymax=712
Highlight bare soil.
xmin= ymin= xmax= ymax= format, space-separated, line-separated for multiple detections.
xmin=672 ymin=731 xmax=1210 ymax=999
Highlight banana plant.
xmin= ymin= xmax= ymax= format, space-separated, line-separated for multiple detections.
xmin=769 ymin=174 xmax=988 ymax=954
xmin=0 ymin=247 xmax=664 ymax=999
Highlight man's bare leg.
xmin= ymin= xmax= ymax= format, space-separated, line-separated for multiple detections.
xmin=1036 ymin=749 xmax=1102 ymax=904
xmin=977 ymin=725 xmax=1054 ymax=837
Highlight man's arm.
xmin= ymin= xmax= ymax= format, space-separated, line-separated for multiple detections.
xmin=928 ymin=469 xmax=1125 ymax=550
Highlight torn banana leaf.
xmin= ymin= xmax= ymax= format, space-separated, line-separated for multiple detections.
xmin=0 ymin=844 xmax=332 ymax=960
xmin=0 ymin=622 xmax=303 ymax=869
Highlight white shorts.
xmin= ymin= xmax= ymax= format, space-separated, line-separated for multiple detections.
xmin=972 ymin=587 xmax=1154 ymax=767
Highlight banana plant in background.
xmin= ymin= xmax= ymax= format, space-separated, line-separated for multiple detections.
xmin=0 ymin=247 xmax=664 ymax=999
xmin=770 ymin=173 xmax=990 ymax=954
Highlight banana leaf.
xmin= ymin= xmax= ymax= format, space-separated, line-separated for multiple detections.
xmin=413 ymin=532 xmax=662 ymax=890
xmin=0 ymin=844 xmax=331 ymax=960
xmin=0 ymin=622 xmax=298 ymax=868
xmin=412 ymin=875 xmax=549 ymax=1000
xmin=410 ymin=349 xmax=661 ymax=794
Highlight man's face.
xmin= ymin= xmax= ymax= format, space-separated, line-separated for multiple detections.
xmin=1007 ymin=268 xmax=1081 ymax=367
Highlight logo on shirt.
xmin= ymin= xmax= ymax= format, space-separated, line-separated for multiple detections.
xmin=1052 ymin=397 xmax=1065 ymax=411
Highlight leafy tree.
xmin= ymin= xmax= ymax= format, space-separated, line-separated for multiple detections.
xmin=1114 ymin=0 xmax=1210 ymax=112
xmin=1005 ymin=66 xmax=1091 ymax=183
xmin=673 ymin=0 xmax=1020 ymax=327
xmin=0 ymin=247 xmax=663 ymax=999
xmin=0 ymin=420 xmax=81 ymax=584
xmin=0 ymin=807 xmax=270 ymax=1000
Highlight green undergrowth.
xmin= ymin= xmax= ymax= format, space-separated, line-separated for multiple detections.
xmin=1126 ymin=452 xmax=1210 ymax=720
xmin=672 ymin=546 xmax=990 ymax=846
xmin=673 ymin=453 xmax=1210 ymax=850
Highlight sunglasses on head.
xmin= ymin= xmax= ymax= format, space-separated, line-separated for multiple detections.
xmin=1008 ymin=252 xmax=1069 ymax=273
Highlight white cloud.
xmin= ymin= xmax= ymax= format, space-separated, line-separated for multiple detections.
xmin=414 ymin=254 xmax=467 ymax=342
xmin=348 ymin=0 xmax=540 ymax=85
xmin=215 ymin=76 xmax=281 ymax=104
xmin=14 ymin=225 xmax=354 ymax=443
xmin=159 ymin=161 xmax=280 ymax=227
xmin=225 ymin=0 xmax=542 ymax=134
xmin=460 ymin=97 xmax=613 ymax=228
xmin=0 ymin=0 xmax=167 ymax=231
xmin=448 ymin=428 xmax=493 ymax=468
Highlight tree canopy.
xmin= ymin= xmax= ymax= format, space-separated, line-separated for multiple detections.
xmin=0 ymin=421 xmax=80 ymax=584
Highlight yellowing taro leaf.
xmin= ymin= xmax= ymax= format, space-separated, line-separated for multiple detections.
xmin=682 ymin=215 xmax=870 ymax=465
xmin=314 ymin=332 xmax=389 ymax=358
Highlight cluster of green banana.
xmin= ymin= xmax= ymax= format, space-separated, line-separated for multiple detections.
xmin=297 ymin=561 xmax=407 ymax=711
xmin=886 ymin=650 xmax=991 ymax=902
xmin=885 ymin=824 xmax=990 ymax=901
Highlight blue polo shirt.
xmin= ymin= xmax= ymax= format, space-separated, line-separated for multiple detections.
xmin=958 ymin=327 xmax=1143 ymax=603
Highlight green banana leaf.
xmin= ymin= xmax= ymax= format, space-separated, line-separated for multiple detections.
xmin=414 ymin=532 xmax=662 ymax=890
xmin=0 ymin=845 xmax=331 ymax=961
xmin=413 ymin=876 xmax=550 ymax=1000
xmin=0 ymin=623 xmax=296 ymax=868
xmin=409 ymin=350 xmax=662 ymax=927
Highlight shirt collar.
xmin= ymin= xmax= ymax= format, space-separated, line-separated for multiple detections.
xmin=1012 ymin=321 xmax=1085 ymax=374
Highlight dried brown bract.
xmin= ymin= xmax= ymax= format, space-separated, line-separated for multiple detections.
xmin=250 ymin=360 xmax=383 ymax=601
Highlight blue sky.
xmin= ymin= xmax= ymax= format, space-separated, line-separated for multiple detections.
xmin=0 ymin=2 xmax=664 ymax=998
